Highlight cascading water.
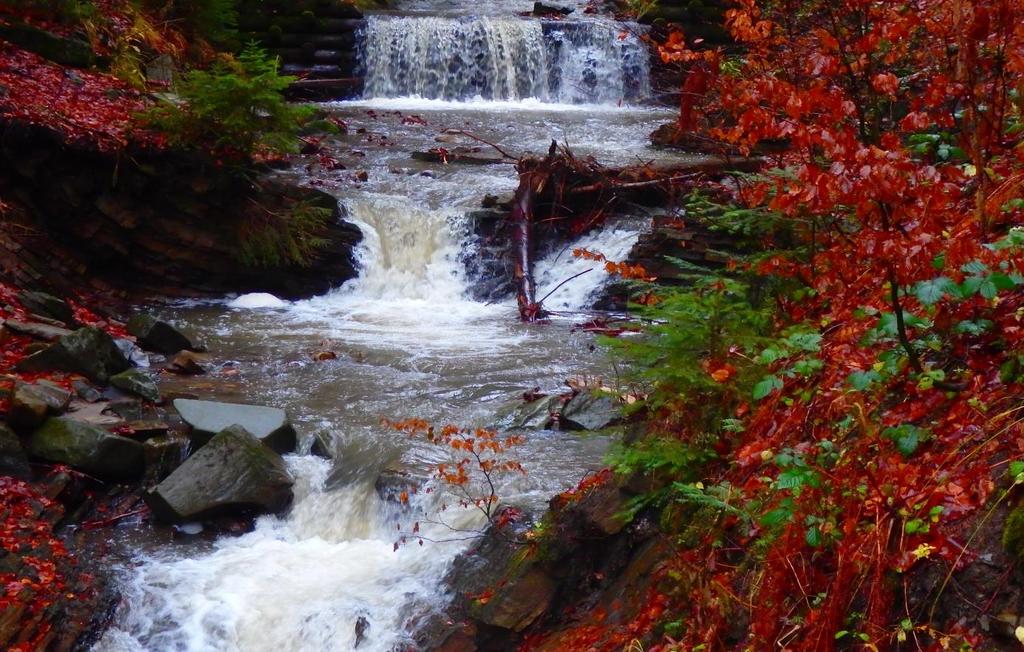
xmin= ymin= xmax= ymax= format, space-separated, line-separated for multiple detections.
xmin=96 ymin=2 xmax=682 ymax=648
xmin=360 ymin=15 xmax=650 ymax=104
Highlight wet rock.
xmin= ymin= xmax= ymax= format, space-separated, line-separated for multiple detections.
xmin=16 ymin=327 xmax=132 ymax=383
xmin=500 ymin=395 xmax=561 ymax=430
xmin=8 ymin=381 xmax=72 ymax=429
xmin=444 ymin=513 xmax=555 ymax=633
xmin=17 ymin=290 xmax=75 ymax=325
xmin=469 ymin=564 xmax=556 ymax=631
xmin=110 ymin=369 xmax=160 ymax=402
xmin=2 ymin=318 xmax=72 ymax=341
xmin=165 ymin=350 xmax=206 ymax=375
xmin=28 ymin=417 xmax=145 ymax=481
xmin=311 ymin=430 xmax=333 ymax=459
xmin=374 ymin=468 xmax=418 ymax=504
xmin=126 ymin=313 xmax=199 ymax=355
xmin=555 ymin=475 xmax=629 ymax=536
xmin=115 ymin=338 xmax=151 ymax=368
xmin=354 ymin=615 xmax=369 ymax=648
xmin=533 ymin=1 xmax=573 ymax=16
xmin=560 ymin=391 xmax=620 ymax=431
xmin=0 ymin=423 xmax=32 ymax=480
xmin=144 ymin=425 xmax=294 ymax=522
xmin=173 ymin=398 xmax=297 ymax=454
xmin=72 ymin=379 xmax=102 ymax=402
xmin=142 ymin=435 xmax=187 ymax=483
xmin=0 ymin=23 xmax=95 ymax=67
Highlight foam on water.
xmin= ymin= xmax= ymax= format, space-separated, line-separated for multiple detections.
xmin=534 ymin=222 xmax=644 ymax=313
xmin=96 ymin=458 xmax=484 ymax=652
xmin=227 ymin=293 xmax=289 ymax=309
xmin=360 ymin=15 xmax=650 ymax=104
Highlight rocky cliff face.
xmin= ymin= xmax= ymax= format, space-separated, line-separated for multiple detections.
xmin=0 ymin=123 xmax=361 ymax=301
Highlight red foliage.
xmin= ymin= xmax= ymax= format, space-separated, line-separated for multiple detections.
xmin=0 ymin=42 xmax=160 ymax=150
xmin=628 ymin=0 xmax=1024 ymax=649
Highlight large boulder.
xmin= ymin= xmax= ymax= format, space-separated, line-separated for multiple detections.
xmin=16 ymin=327 xmax=132 ymax=383
xmin=560 ymin=391 xmax=621 ymax=431
xmin=499 ymin=395 xmax=561 ymax=430
xmin=145 ymin=425 xmax=294 ymax=522
xmin=109 ymin=369 xmax=160 ymax=402
xmin=0 ymin=423 xmax=32 ymax=480
xmin=8 ymin=381 xmax=72 ymax=429
xmin=126 ymin=314 xmax=199 ymax=355
xmin=173 ymin=398 xmax=297 ymax=454
xmin=27 ymin=418 xmax=145 ymax=481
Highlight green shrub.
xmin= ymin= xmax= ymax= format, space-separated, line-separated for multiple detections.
xmin=142 ymin=43 xmax=312 ymax=157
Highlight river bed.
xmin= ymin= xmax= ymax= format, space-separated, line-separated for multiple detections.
xmin=95 ymin=4 xmax=690 ymax=650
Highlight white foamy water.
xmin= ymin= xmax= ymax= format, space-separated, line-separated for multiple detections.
xmin=94 ymin=6 xmax=678 ymax=646
xmin=227 ymin=293 xmax=289 ymax=309
xmin=96 ymin=458 xmax=484 ymax=652
xmin=534 ymin=223 xmax=644 ymax=313
xmin=361 ymin=15 xmax=650 ymax=104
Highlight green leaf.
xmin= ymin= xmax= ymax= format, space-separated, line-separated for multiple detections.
xmin=883 ymin=424 xmax=924 ymax=456
xmin=847 ymin=369 xmax=881 ymax=390
xmin=792 ymin=358 xmax=823 ymax=376
xmin=753 ymin=375 xmax=784 ymax=400
xmin=805 ymin=526 xmax=822 ymax=547
xmin=954 ymin=319 xmax=993 ymax=336
xmin=961 ymin=260 xmax=989 ymax=275
xmin=784 ymin=332 xmax=822 ymax=352
xmin=760 ymin=504 xmax=794 ymax=527
xmin=913 ymin=277 xmax=955 ymax=305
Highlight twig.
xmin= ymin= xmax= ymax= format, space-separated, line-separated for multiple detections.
xmin=538 ymin=268 xmax=594 ymax=306
xmin=442 ymin=129 xmax=519 ymax=161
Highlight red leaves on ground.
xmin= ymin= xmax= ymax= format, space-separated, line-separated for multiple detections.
xmin=0 ymin=42 xmax=159 ymax=151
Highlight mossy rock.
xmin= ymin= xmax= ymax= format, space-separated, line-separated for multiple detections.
xmin=0 ymin=24 xmax=95 ymax=68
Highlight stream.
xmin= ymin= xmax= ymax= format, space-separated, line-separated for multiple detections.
xmin=95 ymin=3 xmax=690 ymax=651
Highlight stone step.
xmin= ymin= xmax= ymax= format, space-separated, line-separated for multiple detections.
xmin=281 ymin=63 xmax=357 ymax=78
xmin=250 ymin=32 xmax=357 ymax=48
xmin=275 ymin=48 xmax=357 ymax=65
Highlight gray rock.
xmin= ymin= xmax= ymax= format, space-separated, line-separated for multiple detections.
xmin=28 ymin=418 xmax=145 ymax=481
xmin=173 ymin=399 xmax=297 ymax=454
xmin=17 ymin=290 xmax=75 ymax=325
xmin=110 ymin=369 xmax=160 ymax=402
xmin=16 ymin=327 xmax=132 ymax=383
xmin=0 ymin=423 xmax=32 ymax=480
xmin=115 ymin=338 xmax=150 ymax=368
xmin=560 ymin=391 xmax=620 ymax=431
xmin=2 ymin=319 xmax=72 ymax=341
xmin=142 ymin=435 xmax=187 ymax=483
xmin=501 ymin=395 xmax=561 ymax=430
xmin=311 ymin=430 xmax=333 ymax=459
xmin=126 ymin=313 xmax=198 ymax=355
xmin=144 ymin=425 xmax=294 ymax=522
xmin=72 ymin=379 xmax=102 ymax=403
xmin=165 ymin=351 xmax=206 ymax=375
xmin=8 ymin=381 xmax=72 ymax=429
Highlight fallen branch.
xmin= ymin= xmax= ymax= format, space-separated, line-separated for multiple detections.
xmin=441 ymin=129 xmax=519 ymax=161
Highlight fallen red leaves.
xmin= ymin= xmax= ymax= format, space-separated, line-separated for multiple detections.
xmin=0 ymin=42 xmax=160 ymax=150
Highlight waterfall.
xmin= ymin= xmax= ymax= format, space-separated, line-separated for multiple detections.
xmin=360 ymin=15 xmax=650 ymax=104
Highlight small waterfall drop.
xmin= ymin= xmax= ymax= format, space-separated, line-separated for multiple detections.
xmin=360 ymin=15 xmax=650 ymax=104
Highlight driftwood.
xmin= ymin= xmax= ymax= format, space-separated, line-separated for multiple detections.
xmin=511 ymin=161 xmax=543 ymax=321
xmin=505 ymin=142 xmax=762 ymax=322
